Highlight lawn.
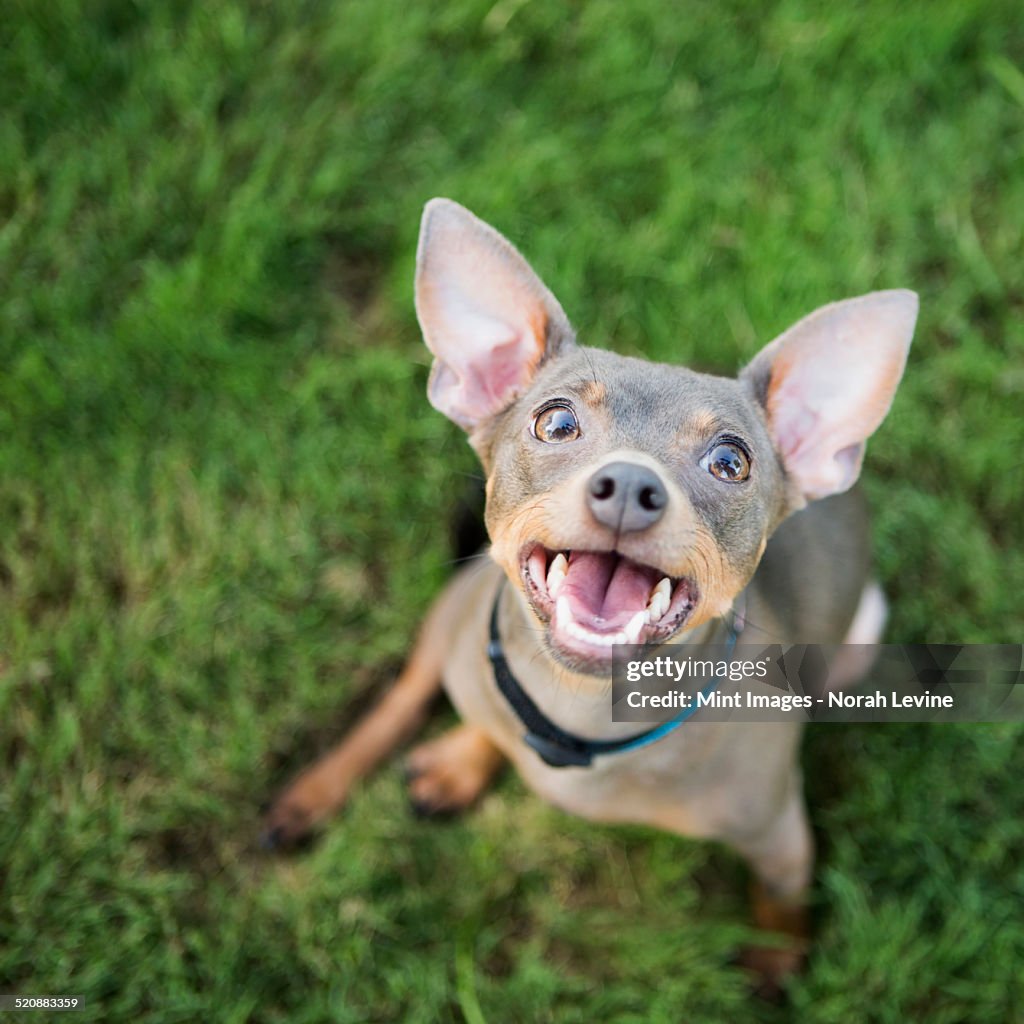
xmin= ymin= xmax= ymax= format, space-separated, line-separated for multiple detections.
xmin=1 ymin=1 xmax=1022 ymax=1021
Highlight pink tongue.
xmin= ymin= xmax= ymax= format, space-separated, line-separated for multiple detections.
xmin=561 ymin=552 xmax=660 ymax=627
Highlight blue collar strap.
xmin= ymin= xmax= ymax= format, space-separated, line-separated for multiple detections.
xmin=487 ymin=585 xmax=740 ymax=769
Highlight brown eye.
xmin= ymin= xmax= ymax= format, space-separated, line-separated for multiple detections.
xmin=533 ymin=403 xmax=580 ymax=443
xmin=704 ymin=441 xmax=750 ymax=482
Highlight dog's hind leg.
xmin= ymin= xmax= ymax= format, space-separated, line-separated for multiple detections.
xmin=730 ymin=783 xmax=815 ymax=999
xmin=261 ymin=568 xmax=481 ymax=849
xmin=826 ymin=579 xmax=889 ymax=691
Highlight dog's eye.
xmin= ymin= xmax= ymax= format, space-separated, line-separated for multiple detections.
xmin=533 ymin=404 xmax=580 ymax=444
xmin=704 ymin=442 xmax=750 ymax=482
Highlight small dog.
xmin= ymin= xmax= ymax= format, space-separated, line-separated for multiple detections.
xmin=263 ymin=199 xmax=917 ymax=989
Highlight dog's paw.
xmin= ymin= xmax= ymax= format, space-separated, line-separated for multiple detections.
xmin=404 ymin=726 xmax=503 ymax=819
xmin=259 ymin=790 xmax=321 ymax=851
xmin=736 ymin=942 xmax=806 ymax=1002
xmin=404 ymin=761 xmax=482 ymax=819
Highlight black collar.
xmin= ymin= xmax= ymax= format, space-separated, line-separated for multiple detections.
xmin=488 ymin=584 xmax=740 ymax=769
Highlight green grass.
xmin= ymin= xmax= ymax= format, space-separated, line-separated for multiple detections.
xmin=2 ymin=1 xmax=1023 ymax=1021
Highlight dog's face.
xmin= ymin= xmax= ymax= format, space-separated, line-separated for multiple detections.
xmin=480 ymin=350 xmax=782 ymax=667
xmin=415 ymin=199 xmax=917 ymax=673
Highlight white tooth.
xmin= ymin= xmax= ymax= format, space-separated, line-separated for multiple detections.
xmin=623 ymin=611 xmax=648 ymax=644
xmin=647 ymin=578 xmax=672 ymax=621
xmin=546 ymin=553 xmax=568 ymax=597
xmin=568 ymin=622 xmax=594 ymax=642
xmin=556 ymin=596 xmax=573 ymax=626
xmin=562 ymin=619 xmax=628 ymax=647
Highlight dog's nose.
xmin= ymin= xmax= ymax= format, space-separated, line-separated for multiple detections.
xmin=586 ymin=461 xmax=668 ymax=533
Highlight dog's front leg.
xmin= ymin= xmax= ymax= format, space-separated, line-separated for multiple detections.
xmin=260 ymin=570 xmax=481 ymax=848
xmin=404 ymin=724 xmax=505 ymax=818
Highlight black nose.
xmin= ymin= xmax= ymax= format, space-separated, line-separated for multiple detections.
xmin=586 ymin=461 xmax=668 ymax=533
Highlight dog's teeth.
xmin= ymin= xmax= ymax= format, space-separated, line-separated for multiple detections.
xmin=556 ymin=595 xmax=573 ymax=626
xmin=647 ymin=577 xmax=672 ymax=621
xmin=623 ymin=610 xmax=648 ymax=644
xmin=546 ymin=552 xmax=568 ymax=597
xmin=565 ymin=621 xmax=590 ymax=642
xmin=562 ymin=619 xmax=628 ymax=647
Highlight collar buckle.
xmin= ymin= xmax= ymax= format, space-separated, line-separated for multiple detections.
xmin=524 ymin=732 xmax=593 ymax=768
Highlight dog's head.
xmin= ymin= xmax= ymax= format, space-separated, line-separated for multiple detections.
xmin=415 ymin=199 xmax=917 ymax=673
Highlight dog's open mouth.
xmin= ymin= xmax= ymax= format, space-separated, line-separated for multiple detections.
xmin=521 ymin=544 xmax=698 ymax=663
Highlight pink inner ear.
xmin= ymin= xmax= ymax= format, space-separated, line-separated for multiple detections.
xmin=759 ymin=291 xmax=917 ymax=501
xmin=421 ymin=286 xmax=548 ymax=427
xmin=415 ymin=199 xmax=568 ymax=431
xmin=768 ymin=350 xmax=904 ymax=499
xmin=468 ymin=334 xmax=544 ymax=412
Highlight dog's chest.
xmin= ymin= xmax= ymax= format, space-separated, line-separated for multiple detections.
xmin=441 ymin=637 xmax=722 ymax=830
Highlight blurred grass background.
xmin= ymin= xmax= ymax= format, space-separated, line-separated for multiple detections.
xmin=1 ymin=1 xmax=1023 ymax=1021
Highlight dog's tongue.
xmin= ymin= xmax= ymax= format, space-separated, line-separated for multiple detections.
xmin=561 ymin=551 xmax=660 ymax=628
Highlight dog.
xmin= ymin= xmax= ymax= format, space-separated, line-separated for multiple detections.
xmin=262 ymin=198 xmax=917 ymax=990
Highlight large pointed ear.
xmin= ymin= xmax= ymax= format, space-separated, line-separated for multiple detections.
xmin=742 ymin=290 xmax=918 ymax=504
xmin=414 ymin=198 xmax=575 ymax=431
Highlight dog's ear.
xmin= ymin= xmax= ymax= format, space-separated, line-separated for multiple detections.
xmin=742 ymin=290 xmax=918 ymax=505
xmin=415 ymin=198 xmax=575 ymax=431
